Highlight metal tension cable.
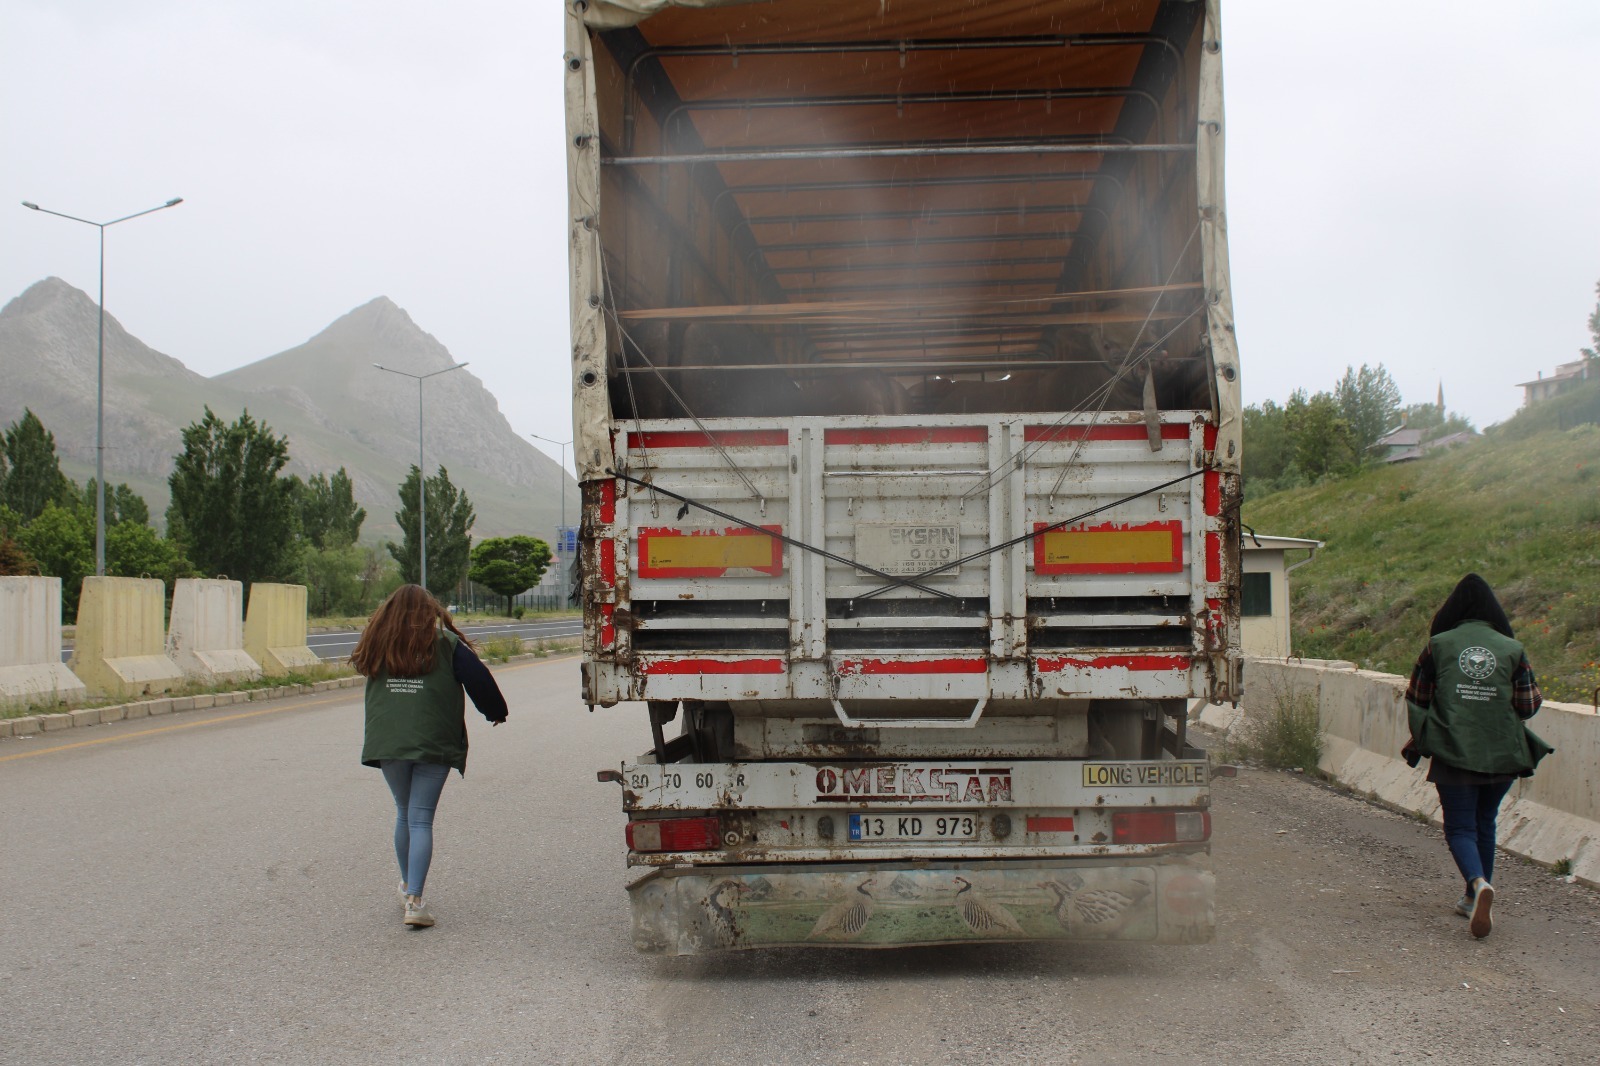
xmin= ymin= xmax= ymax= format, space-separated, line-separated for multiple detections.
xmin=606 ymin=468 xmax=957 ymax=600
xmin=854 ymin=467 xmax=1209 ymax=602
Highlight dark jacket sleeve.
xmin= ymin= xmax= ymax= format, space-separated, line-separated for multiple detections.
xmin=453 ymin=641 xmax=509 ymax=722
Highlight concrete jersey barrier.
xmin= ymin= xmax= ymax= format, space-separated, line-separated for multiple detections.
xmin=69 ymin=576 xmax=185 ymax=699
xmin=1198 ymin=657 xmax=1600 ymax=889
xmin=0 ymin=576 xmax=88 ymax=710
xmin=243 ymin=583 xmax=321 ymax=676
xmin=167 ymin=579 xmax=262 ymax=685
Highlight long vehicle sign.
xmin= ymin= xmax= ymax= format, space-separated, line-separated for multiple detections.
xmin=620 ymin=760 xmax=1209 ymax=812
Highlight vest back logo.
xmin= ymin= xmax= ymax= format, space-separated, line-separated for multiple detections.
xmin=1457 ymin=646 xmax=1497 ymax=680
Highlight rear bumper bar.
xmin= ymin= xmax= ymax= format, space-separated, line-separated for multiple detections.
xmin=627 ymin=854 xmax=1213 ymax=955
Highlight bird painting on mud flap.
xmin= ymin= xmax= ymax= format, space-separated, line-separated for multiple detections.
xmin=952 ymin=876 xmax=1025 ymax=936
xmin=809 ymin=877 xmax=876 ymax=940
xmin=1044 ymin=872 xmax=1154 ymax=935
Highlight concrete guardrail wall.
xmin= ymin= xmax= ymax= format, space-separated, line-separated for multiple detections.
xmin=70 ymin=576 xmax=185 ymax=700
xmin=0 ymin=577 xmax=88 ymax=710
xmin=243 ymin=583 xmax=321 ymax=676
xmin=167 ymin=579 xmax=262 ymax=685
xmin=1198 ymin=657 xmax=1599 ymax=889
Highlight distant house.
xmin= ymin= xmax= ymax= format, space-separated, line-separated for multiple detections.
xmin=1517 ymin=360 xmax=1594 ymax=407
xmin=1240 ymin=534 xmax=1321 ymax=658
xmin=1371 ymin=425 xmax=1424 ymax=463
xmin=1371 ymin=424 xmax=1476 ymax=464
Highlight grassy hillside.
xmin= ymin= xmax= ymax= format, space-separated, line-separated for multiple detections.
xmin=1245 ymin=391 xmax=1600 ymax=704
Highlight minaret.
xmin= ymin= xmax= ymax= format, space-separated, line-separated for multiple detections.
xmin=1437 ymin=381 xmax=1444 ymax=413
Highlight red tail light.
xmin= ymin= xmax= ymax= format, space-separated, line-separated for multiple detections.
xmin=626 ymin=816 xmax=722 ymax=852
xmin=1112 ymin=809 xmax=1210 ymax=845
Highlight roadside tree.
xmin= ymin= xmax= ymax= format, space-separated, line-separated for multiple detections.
xmin=83 ymin=479 xmax=152 ymax=528
xmin=297 ymin=467 xmax=366 ymax=549
xmin=2 ymin=409 xmax=76 ymax=521
xmin=1334 ymin=364 xmax=1402 ymax=457
xmin=166 ymin=407 xmax=300 ymax=588
xmin=1286 ymin=390 xmax=1357 ymax=481
xmin=390 ymin=465 xmax=474 ymax=599
xmin=469 ymin=535 xmax=552 ymax=616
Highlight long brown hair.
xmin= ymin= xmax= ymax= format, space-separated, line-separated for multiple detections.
xmin=350 ymin=584 xmax=472 ymax=677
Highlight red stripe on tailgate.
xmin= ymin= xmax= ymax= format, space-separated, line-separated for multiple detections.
xmin=834 ymin=658 xmax=988 ymax=676
xmin=1206 ymin=532 xmax=1221 ymax=583
xmin=824 ymin=427 xmax=987 ymax=446
xmin=644 ymin=659 xmax=786 ymax=675
xmin=1026 ymin=816 xmax=1076 ymax=833
xmin=628 ymin=429 xmax=786 ymax=449
xmin=1204 ymin=471 xmax=1221 ymax=516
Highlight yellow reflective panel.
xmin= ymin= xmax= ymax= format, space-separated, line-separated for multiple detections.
xmin=638 ymin=527 xmax=783 ymax=577
xmin=1035 ymin=521 xmax=1182 ymax=575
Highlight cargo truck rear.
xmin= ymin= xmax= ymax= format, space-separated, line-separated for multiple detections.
xmin=564 ymin=0 xmax=1242 ymax=954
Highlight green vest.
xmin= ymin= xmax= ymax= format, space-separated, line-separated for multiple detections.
xmin=1407 ymin=620 xmax=1550 ymax=777
xmin=361 ymin=631 xmax=470 ymax=775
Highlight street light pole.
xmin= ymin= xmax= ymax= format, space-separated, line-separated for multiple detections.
xmin=374 ymin=362 xmax=469 ymax=593
xmin=22 ymin=197 xmax=183 ymax=576
xmin=528 ymin=433 xmax=573 ymax=534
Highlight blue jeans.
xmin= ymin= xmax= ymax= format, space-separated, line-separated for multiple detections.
xmin=1436 ymin=780 xmax=1514 ymax=887
xmin=381 ymin=760 xmax=452 ymax=896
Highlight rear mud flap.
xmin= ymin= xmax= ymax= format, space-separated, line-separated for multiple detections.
xmin=627 ymin=856 xmax=1213 ymax=955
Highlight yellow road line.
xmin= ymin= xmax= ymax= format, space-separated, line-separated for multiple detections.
xmin=0 ymin=654 xmax=580 ymax=763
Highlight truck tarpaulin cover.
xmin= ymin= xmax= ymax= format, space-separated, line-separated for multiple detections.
xmin=565 ymin=0 xmax=1239 ymax=480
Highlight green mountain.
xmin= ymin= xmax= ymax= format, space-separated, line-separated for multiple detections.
xmin=1245 ymin=383 xmax=1600 ymax=704
xmin=0 ymin=278 xmax=577 ymax=544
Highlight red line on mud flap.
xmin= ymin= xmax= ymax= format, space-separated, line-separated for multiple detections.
xmin=833 ymin=658 xmax=988 ymax=676
xmin=600 ymin=604 xmax=615 ymax=648
xmin=643 ymin=659 xmax=787 ymax=675
xmin=1032 ymin=654 xmax=1193 ymax=673
xmin=600 ymin=538 xmax=616 ymax=586
xmin=1205 ymin=532 xmax=1221 ymax=584
xmin=1025 ymin=816 xmax=1076 ymax=833
xmin=599 ymin=479 xmax=616 ymax=524
xmin=824 ymin=427 xmax=987 ymax=446
xmin=628 ymin=429 xmax=787 ymax=450
xmin=1023 ymin=424 xmax=1189 ymax=443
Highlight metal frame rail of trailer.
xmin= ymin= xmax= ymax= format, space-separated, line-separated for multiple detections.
xmin=564 ymin=0 xmax=1243 ymax=954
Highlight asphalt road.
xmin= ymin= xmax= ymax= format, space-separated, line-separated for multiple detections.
xmin=2 ymin=660 xmax=1596 ymax=1065
xmin=58 ymin=620 xmax=582 ymax=664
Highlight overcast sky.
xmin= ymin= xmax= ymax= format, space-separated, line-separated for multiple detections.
xmin=4 ymin=0 xmax=1598 ymax=463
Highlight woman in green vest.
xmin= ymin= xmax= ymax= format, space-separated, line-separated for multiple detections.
xmin=1404 ymin=574 xmax=1551 ymax=939
xmin=352 ymin=584 xmax=509 ymax=929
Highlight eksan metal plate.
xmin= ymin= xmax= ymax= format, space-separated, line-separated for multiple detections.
xmin=853 ymin=522 xmax=961 ymax=577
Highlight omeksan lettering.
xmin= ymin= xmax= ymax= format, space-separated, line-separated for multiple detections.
xmin=813 ymin=765 xmax=1012 ymax=803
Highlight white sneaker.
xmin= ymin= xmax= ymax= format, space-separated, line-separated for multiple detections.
xmin=1468 ymin=879 xmax=1494 ymax=939
xmin=398 ymin=880 xmax=407 ymax=903
xmin=1454 ymin=892 xmax=1473 ymax=918
xmin=403 ymin=895 xmax=435 ymax=928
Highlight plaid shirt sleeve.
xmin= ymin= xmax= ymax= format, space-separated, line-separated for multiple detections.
xmin=1512 ymin=654 xmax=1543 ymax=719
xmin=1405 ymin=646 xmax=1434 ymax=706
